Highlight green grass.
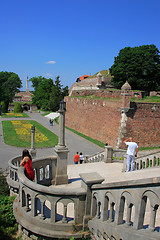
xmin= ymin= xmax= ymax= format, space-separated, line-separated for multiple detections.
xmin=71 ymin=95 xmax=121 ymax=101
xmin=138 ymin=146 xmax=160 ymax=151
xmin=2 ymin=112 xmax=29 ymax=118
xmin=2 ymin=120 xmax=58 ymax=148
xmin=65 ymin=126 xmax=105 ymax=148
xmin=131 ymin=95 xmax=160 ymax=103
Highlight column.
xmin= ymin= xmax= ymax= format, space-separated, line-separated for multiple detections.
xmin=62 ymin=204 xmax=68 ymax=223
xmin=30 ymin=125 xmax=36 ymax=158
xmin=54 ymin=101 xmax=69 ymax=185
xmin=149 ymin=205 xmax=158 ymax=232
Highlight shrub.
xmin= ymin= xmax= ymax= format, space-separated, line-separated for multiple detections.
xmin=0 ymin=168 xmax=10 ymax=196
xmin=13 ymin=102 xmax=23 ymax=113
xmin=1 ymin=101 xmax=8 ymax=113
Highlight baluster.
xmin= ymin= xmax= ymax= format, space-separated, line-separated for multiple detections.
xmin=26 ymin=195 xmax=30 ymax=212
xmin=109 ymin=203 xmax=114 ymax=222
xmin=97 ymin=202 xmax=101 ymax=219
xmin=126 ymin=204 xmax=133 ymax=226
xmin=149 ymin=205 xmax=159 ymax=232
xmin=40 ymin=201 xmax=45 ymax=220
xmin=62 ymin=204 xmax=68 ymax=223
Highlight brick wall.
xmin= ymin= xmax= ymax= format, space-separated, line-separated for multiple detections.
xmin=125 ymin=102 xmax=160 ymax=148
xmin=65 ymin=97 xmax=160 ymax=149
xmin=65 ymin=97 xmax=122 ymax=148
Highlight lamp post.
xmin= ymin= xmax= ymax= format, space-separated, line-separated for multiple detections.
xmin=30 ymin=125 xmax=36 ymax=158
xmin=54 ymin=100 xmax=69 ymax=185
xmin=58 ymin=101 xmax=66 ymax=147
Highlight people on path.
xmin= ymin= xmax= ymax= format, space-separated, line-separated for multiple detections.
xmin=49 ymin=119 xmax=53 ymax=126
xmin=79 ymin=152 xmax=84 ymax=164
xmin=123 ymin=137 xmax=138 ymax=172
xmin=74 ymin=152 xmax=80 ymax=164
xmin=20 ymin=149 xmax=35 ymax=181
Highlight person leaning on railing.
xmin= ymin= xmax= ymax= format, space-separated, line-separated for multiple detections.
xmin=20 ymin=149 xmax=35 ymax=181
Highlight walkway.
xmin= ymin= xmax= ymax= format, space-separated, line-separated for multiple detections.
xmin=0 ymin=112 xmax=103 ymax=171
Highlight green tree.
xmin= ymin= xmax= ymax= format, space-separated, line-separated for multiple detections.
xmin=109 ymin=44 xmax=160 ymax=93
xmin=31 ymin=78 xmax=54 ymax=110
xmin=0 ymin=71 xmax=22 ymax=110
xmin=30 ymin=76 xmax=68 ymax=111
xmin=13 ymin=102 xmax=23 ymax=113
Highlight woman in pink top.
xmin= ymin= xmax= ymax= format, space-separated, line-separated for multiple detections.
xmin=20 ymin=149 xmax=35 ymax=181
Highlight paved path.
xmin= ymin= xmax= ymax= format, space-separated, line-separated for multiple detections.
xmin=0 ymin=112 xmax=103 ymax=171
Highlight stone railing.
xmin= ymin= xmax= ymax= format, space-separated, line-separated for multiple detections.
xmin=88 ymin=177 xmax=160 ymax=240
xmin=7 ymin=156 xmax=21 ymax=195
xmin=86 ymin=150 xmax=105 ymax=163
xmin=9 ymin=155 xmax=94 ymax=239
xmin=7 ymin=155 xmax=57 ymax=195
xmin=13 ymin=165 xmax=88 ymax=239
xmin=86 ymin=147 xmax=126 ymax=164
xmin=134 ymin=151 xmax=160 ymax=170
xmin=122 ymin=151 xmax=160 ymax=172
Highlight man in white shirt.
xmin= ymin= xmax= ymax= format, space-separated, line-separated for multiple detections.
xmin=123 ymin=137 xmax=138 ymax=172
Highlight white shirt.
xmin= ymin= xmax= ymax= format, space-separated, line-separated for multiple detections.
xmin=125 ymin=142 xmax=138 ymax=156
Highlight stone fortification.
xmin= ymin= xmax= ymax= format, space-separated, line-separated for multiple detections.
xmin=65 ymin=95 xmax=160 ymax=149
xmin=65 ymin=97 xmax=122 ymax=147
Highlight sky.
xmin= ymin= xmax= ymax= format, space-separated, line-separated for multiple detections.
xmin=0 ymin=0 xmax=160 ymax=91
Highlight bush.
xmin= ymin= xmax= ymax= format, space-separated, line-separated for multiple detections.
xmin=1 ymin=101 xmax=8 ymax=113
xmin=13 ymin=102 xmax=23 ymax=113
xmin=0 ymin=168 xmax=10 ymax=196
xmin=0 ymin=195 xmax=18 ymax=240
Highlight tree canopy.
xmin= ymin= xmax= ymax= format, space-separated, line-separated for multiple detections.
xmin=109 ymin=44 xmax=160 ymax=92
xmin=30 ymin=76 xmax=69 ymax=111
xmin=0 ymin=71 xmax=22 ymax=108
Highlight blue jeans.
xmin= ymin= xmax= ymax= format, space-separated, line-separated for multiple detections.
xmin=126 ymin=154 xmax=135 ymax=172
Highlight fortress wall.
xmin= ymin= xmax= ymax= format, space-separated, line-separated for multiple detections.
xmin=65 ymin=97 xmax=122 ymax=148
xmin=126 ymin=102 xmax=160 ymax=148
xmin=65 ymin=97 xmax=160 ymax=149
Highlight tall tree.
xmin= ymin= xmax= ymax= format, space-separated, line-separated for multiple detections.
xmin=30 ymin=76 xmax=69 ymax=111
xmin=0 ymin=71 xmax=22 ymax=109
xmin=31 ymin=78 xmax=54 ymax=110
xmin=109 ymin=44 xmax=160 ymax=93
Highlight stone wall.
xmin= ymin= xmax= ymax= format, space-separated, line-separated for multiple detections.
xmin=126 ymin=102 xmax=160 ymax=148
xmin=65 ymin=96 xmax=160 ymax=148
xmin=65 ymin=97 xmax=122 ymax=148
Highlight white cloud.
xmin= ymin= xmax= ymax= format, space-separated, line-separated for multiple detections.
xmin=46 ymin=60 xmax=56 ymax=64
xmin=46 ymin=73 xmax=53 ymax=77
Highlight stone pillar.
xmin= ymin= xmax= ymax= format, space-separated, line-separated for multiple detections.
xmin=149 ymin=205 xmax=158 ymax=231
xmin=80 ymin=172 xmax=104 ymax=230
xmin=54 ymin=101 xmax=69 ymax=185
xmin=116 ymin=81 xmax=131 ymax=149
xmin=96 ymin=72 xmax=102 ymax=88
xmin=62 ymin=204 xmax=68 ymax=223
xmin=104 ymin=145 xmax=113 ymax=163
xmin=30 ymin=125 xmax=36 ymax=158
xmin=126 ymin=204 xmax=132 ymax=226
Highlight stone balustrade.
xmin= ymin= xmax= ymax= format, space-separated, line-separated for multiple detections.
xmin=86 ymin=148 xmax=126 ymax=164
xmin=88 ymin=177 xmax=160 ymax=240
xmin=134 ymin=151 xmax=160 ymax=170
xmin=7 ymin=156 xmax=21 ymax=194
xmin=122 ymin=151 xmax=160 ymax=172
xmin=86 ymin=150 xmax=105 ymax=163
xmin=9 ymin=155 xmax=91 ymax=239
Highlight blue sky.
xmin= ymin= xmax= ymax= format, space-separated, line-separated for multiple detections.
xmin=0 ymin=0 xmax=160 ymax=91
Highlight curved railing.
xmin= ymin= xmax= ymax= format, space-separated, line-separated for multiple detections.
xmin=8 ymin=155 xmax=89 ymax=239
xmin=88 ymin=177 xmax=160 ymax=240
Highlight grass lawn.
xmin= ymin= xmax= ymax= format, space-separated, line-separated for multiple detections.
xmin=2 ymin=112 xmax=29 ymax=118
xmin=2 ymin=120 xmax=58 ymax=148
